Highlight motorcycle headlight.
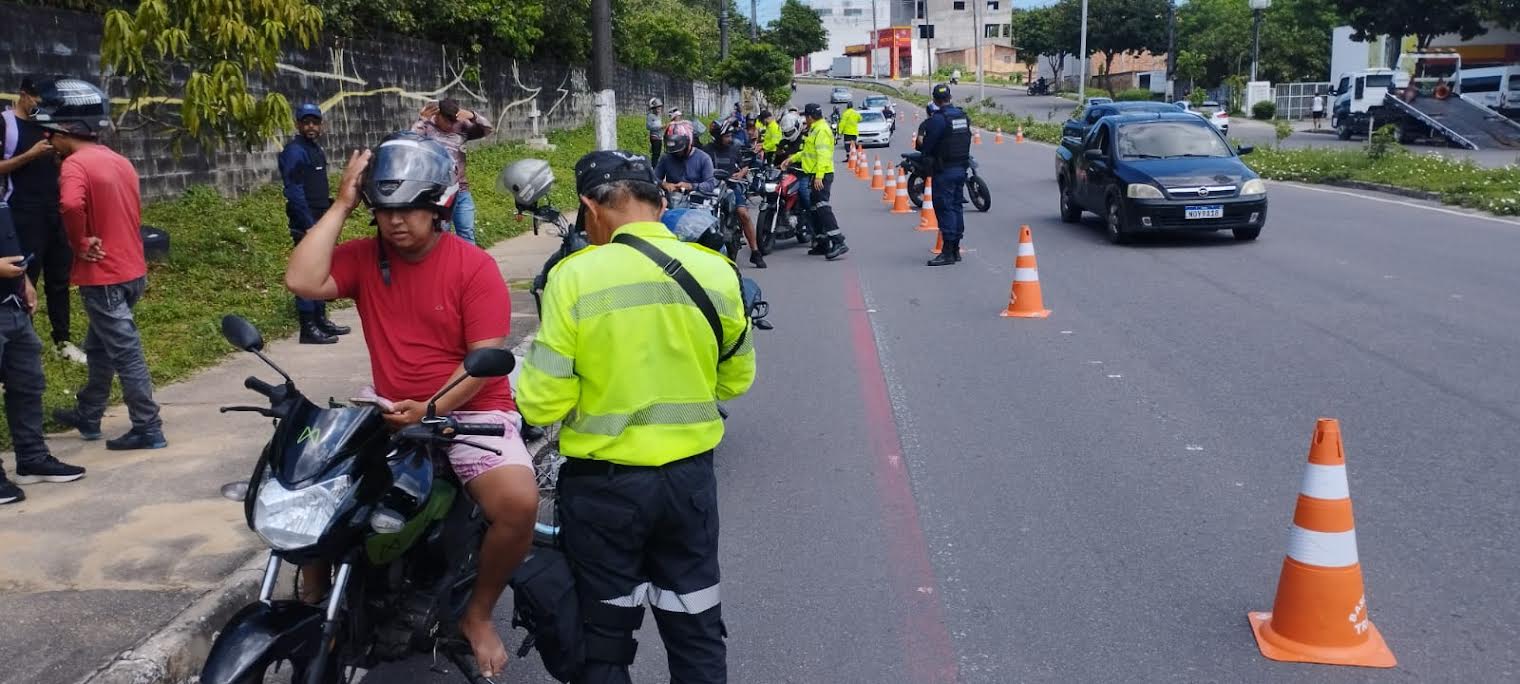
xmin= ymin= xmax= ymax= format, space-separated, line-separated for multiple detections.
xmin=1127 ymin=183 xmax=1164 ymax=199
xmin=764 ymin=182 xmax=778 ymax=193
xmin=1240 ymin=179 xmax=1267 ymax=196
xmin=252 ymin=473 xmax=352 ymax=550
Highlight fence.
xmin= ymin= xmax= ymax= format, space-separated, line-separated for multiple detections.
xmin=1275 ymin=82 xmax=1333 ymax=119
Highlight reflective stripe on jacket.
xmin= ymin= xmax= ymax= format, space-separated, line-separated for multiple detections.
xmin=517 ymin=221 xmax=757 ymax=466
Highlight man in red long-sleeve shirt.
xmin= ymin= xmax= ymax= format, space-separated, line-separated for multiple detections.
xmin=34 ymin=78 xmax=166 ymax=451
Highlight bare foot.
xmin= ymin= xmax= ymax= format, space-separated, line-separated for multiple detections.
xmin=458 ymin=614 xmax=509 ymax=678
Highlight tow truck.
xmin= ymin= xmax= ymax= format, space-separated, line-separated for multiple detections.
xmin=1330 ymin=52 xmax=1520 ymax=150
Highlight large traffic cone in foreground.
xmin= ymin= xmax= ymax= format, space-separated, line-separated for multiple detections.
xmin=1248 ymin=419 xmax=1397 ymax=668
xmin=856 ymin=148 xmax=871 ymax=181
xmin=890 ymin=178 xmax=913 ymax=214
xmin=999 ymin=225 xmax=1051 ymax=318
xmin=882 ymin=167 xmax=897 ymax=204
xmin=995 ymin=128 xmax=1005 ymax=144
xmin=1016 ymin=125 xmax=1025 ymax=143
xmin=870 ymin=159 xmax=885 ymax=190
xmin=917 ymin=178 xmax=939 ymax=231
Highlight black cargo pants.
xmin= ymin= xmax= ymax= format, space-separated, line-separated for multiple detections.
xmin=558 ymin=450 xmax=725 ymax=684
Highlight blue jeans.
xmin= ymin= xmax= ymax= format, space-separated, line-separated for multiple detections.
xmin=933 ymin=165 xmax=967 ymax=242
xmin=78 ymin=277 xmax=162 ymax=434
xmin=0 ymin=305 xmax=50 ymax=470
xmin=450 ymin=189 xmax=477 ymax=245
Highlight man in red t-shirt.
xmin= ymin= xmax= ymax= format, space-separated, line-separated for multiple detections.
xmin=286 ymin=132 xmax=536 ymax=678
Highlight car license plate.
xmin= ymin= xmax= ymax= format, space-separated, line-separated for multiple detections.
xmin=1185 ymin=205 xmax=1223 ymax=220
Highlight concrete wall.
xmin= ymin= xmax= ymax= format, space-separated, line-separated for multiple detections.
xmin=0 ymin=2 xmax=737 ymax=202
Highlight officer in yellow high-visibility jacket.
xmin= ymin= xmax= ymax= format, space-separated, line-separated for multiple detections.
xmin=760 ymin=109 xmax=781 ymax=158
xmin=798 ymin=103 xmax=849 ymax=260
xmin=517 ymin=150 xmax=755 ymax=683
xmin=837 ymin=101 xmax=861 ymax=158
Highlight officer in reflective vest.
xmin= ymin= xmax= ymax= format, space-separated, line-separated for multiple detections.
xmin=799 ymin=103 xmax=849 ymax=260
xmin=517 ymin=150 xmax=757 ymax=683
xmin=919 ymin=84 xmax=973 ymax=266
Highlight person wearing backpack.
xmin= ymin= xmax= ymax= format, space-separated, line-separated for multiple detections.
xmin=517 ymin=150 xmax=756 ymax=683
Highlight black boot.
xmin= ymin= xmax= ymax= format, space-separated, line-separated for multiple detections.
xmin=315 ymin=303 xmax=351 ymax=336
xmin=749 ymin=249 xmax=768 ymax=269
xmin=927 ymin=238 xmax=959 ymax=266
xmin=825 ymin=236 xmax=849 ymax=260
xmin=300 ymin=312 xmax=338 ymax=345
xmin=808 ymin=238 xmax=829 ymax=255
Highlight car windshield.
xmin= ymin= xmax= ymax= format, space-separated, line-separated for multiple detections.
xmin=834 ymin=89 xmax=849 ymax=95
xmin=860 ymin=111 xmax=885 ymax=122
xmin=1117 ymin=122 xmax=1232 ymax=159
xmin=865 ymin=97 xmax=887 ymax=106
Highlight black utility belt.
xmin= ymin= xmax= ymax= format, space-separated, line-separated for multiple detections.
xmin=560 ymin=450 xmax=714 ymax=478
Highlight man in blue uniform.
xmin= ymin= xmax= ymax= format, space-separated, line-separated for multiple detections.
xmin=278 ymin=103 xmax=349 ymax=343
xmin=919 ymin=84 xmax=973 ymax=266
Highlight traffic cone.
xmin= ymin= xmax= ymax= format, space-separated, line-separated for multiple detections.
xmin=890 ymin=178 xmax=913 ymax=214
xmin=870 ymin=158 xmax=885 ymax=190
xmin=855 ymin=148 xmax=871 ymax=181
xmin=995 ymin=128 xmax=1005 ymax=144
xmin=846 ymin=145 xmax=857 ymax=174
xmin=882 ymin=167 xmax=897 ymax=205
xmin=917 ymin=178 xmax=939 ymax=231
xmin=930 ymin=232 xmax=945 ymax=254
xmin=1016 ymin=125 xmax=1025 ymax=144
xmin=973 ymin=129 xmax=983 ymax=145
xmin=999 ymin=225 xmax=1051 ymax=318
xmin=1247 ymin=419 xmax=1397 ymax=668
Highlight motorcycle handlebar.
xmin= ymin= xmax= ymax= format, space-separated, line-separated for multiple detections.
xmin=454 ymin=422 xmax=506 ymax=437
xmin=244 ymin=376 xmax=277 ymax=399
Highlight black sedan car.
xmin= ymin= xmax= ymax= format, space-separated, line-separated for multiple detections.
xmin=1055 ymin=112 xmax=1267 ymax=243
xmin=1061 ymin=101 xmax=1183 ymax=140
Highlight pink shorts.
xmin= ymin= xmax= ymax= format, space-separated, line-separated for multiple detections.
xmin=448 ymin=410 xmax=534 ymax=483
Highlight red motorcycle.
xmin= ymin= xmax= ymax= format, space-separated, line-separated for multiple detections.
xmin=754 ymin=166 xmax=814 ymax=255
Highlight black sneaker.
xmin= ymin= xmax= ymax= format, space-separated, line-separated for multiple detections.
xmin=53 ymin=408 xmax=103 ymax=441
xmin=15 ymin=457 xmax=86 ymax=484
xmin=0 ymin=479 xmax=23 ymax=504
xmin=106 ymin=429 xmax=168 ymax=451
xmin=825 ymin=241 xmax=850 ymax=260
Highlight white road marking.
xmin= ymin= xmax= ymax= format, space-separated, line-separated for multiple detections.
xmin=1275 ymin=181 xmax=1520 ymax=227
xmin=1185 ymin=445 xmax=1204 ymax=451
xmin=1107 ymin=374 xmax=1123 ymax=379
xmin=1060 ymin=330 xmax=1074 ymax=334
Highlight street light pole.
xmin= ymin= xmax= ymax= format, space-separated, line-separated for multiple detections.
xmin=1166 ymin=0 xmax=1177 ymax=101
xmin=871 ymin=0 xmax=879 ymax=80
xmin=1077 ymin=0 xmax=1089 ymax=101
xmin=590 ymin=0 xmax=616 ymax=150
xmin=1249 ymin=0 xmax=1271 ymax=82
xmin=719 ymin=0 xmax=730 ymax=59
xmin=973 ymin=0 xmax=985 ymax=102
xmin=751 ymin=0 xmax=758 ymax=41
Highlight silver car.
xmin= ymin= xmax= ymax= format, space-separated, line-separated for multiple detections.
xmin=831 ymin=87 xmax=852 ymax=104
xmin=855 ymin=109 xmax=893 ymax=147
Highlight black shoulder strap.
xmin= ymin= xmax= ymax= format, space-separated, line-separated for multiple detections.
xmin=613 ymin=233 xmax=746 ymax=363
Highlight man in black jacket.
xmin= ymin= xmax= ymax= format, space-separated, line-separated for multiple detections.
xmin=704 ymin=118 xmax=766 ymax=269
xmin=278 ymin=103 xmax=349 ymax=344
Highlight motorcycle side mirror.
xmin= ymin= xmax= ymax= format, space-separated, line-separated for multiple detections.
xmin=221 ymin=315 xmax=264 ymax=352
xmin=463 ymin=347 xmax=516 ymax=378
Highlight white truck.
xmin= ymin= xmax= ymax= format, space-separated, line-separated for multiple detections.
xmin=1330 ymin=53 xmax=1520 ymax=150
xmin=830 ymin=55 xmax=868 ymax=78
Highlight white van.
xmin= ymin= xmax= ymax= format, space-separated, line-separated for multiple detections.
xmin=1459 ymin=64 xmax=1520 ymax=114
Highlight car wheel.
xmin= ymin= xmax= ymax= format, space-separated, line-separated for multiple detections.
xmin=1232 ymin=227 xmax=1261 ymax=241
xmin=1105 ymin=194 xmax=1130 ymax=244
xmin=1058 ymin=177 xmax=1081 ymax=223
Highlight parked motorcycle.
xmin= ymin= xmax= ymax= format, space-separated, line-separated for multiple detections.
xmin=754 ymin=165 xmax=815 ymax=254
xmin=898 ymin=151 xmax=992 ymax=212
xmin=200 ymin=316 xmax=516 ymax=684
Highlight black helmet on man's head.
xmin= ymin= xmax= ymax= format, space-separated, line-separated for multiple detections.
xmin=932 ymin=83 xmax=953 ymax=103
xmin=31 ymin=78 xmax=111 ymax=139
xmin=361 ymin=131 xmax=457 ymax=213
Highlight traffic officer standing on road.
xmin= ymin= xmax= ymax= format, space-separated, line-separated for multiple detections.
xmin=920 ymin=84 xmax=973 ymax=266
xmin=517 ymin=150 xmax=757 ymax=683
xmin=799 ymin=103 xmax=849 ymax=260
xmin=837 ymin=101 xmax=861 ymax=159
xmin=278 ymin=103 xmax=349 ymax=344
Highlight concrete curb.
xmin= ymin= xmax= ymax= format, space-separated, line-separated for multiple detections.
xmin=78 ymin=334 xmax=548 ymax=684
xmin=1325 ymin=179 xmax=1443 ymax=202
xmin=798 ymin=76 xmax=907 ymax=98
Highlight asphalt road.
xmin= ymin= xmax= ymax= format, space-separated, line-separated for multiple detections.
xmin=366 ymin=84 xmax=1520 ymax=683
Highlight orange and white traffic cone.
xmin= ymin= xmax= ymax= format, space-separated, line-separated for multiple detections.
xmin=890 ymin=177 xmax=913 ymax=214
xmin=870 ymin=158 xmax=885 ymax=191
xmin=882 ymin=167 xmax=898 ymax=205
xmin=1248 ymin=419 xmax=1397 ymax=668
xmin=846 ymin=145 xmax=857 ymax=174
xmin=1016 ymin=125 xmax=1025 ymax=143
xmin=973 ymin=129 xmax=983 ymax=145
xmin=995 ymin=128 xmax=1005 ymax=144
xmin=856 ymin=148 xmax=871 ymax=181
xmin=999 ymin=225 xmax=1051 ymax=318
xmin=917 ymin=178 xmax=939 ymax=231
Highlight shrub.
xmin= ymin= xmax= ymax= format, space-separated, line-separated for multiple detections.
xmin=1252 ymin=100 xmax=1276 ymax=120
xmin=1367 ymin=124 xmax=1399 ymax=160
xmin=1115 ymin=88 xmax=1156 ymax=101
xmin=1273 ymin=119 xmax=1293 ymax=143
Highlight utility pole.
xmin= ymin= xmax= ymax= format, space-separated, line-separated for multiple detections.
xmin=871 ymin=0 xmax=879 ymax=80
xmin=1166 ymin=0 xmax=1176 ymax=101
xmin=720 ymin=0 xmax=730 ymax=59
xmin=971 ymin=0 xmax=984 ymax=102
xmin=1077 ymin=0 xmax=1089 ymax=102
xmin=1249 ymin=0 xmax=1270 ymax=82
xmin=590 ymin=0 xmax=616 ymax=150
xmin=751 ymin=0 xmax=758 ymax=40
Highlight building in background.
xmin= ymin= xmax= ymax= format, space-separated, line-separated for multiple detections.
xmin=907 ymin=0 xmax=1016 ymax=77
xmin=802 ymin=0 xmax=902 ymax=74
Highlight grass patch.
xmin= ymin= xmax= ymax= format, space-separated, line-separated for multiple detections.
xmin=12 ymin=115 xmax=647 ymax=449
xmin=1246 ymin=147 xmax=1520 ymax=216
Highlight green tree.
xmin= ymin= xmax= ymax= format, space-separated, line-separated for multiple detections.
xmin=1332 ymin=0 xmax=1489 ymax=50
xmin=314 ymin=0 xmax=545 ymax=55
xmin=1083 ymin=0 xmax=1170 ymax=97
xmin=717 ymin=42 xmax=794 ymax=106
xmin=1175 ymin=49 xmax=1206 ymax=89
xmin=1011 ymin=8 xmax=1054 ymax=84
xmin=768 ymin=0 xmax=828 ymax=60
xmin=1178 ymin=0 xmax=1336 ymax=86
xmin=101 ymin=0 xmax=323 ymax=152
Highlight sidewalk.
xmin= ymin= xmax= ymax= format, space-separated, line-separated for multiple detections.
xmin=0 ymin=230 xmax=559 ymax=684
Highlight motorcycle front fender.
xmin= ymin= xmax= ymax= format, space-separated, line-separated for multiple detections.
xmin=200 ymin=600 xmax=325 ymax=684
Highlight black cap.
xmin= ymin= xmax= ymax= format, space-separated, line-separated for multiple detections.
xmin=932 ymin=83 xmax=952 ymax=102
xmin=18 ymin=76 xmax=41 ymax=96
xmin=803 ymin=103 xmax=823 ymax=118
xmin=574 ymin=150 xmax=657 ymax=196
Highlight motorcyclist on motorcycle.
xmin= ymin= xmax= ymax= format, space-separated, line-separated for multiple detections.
xmin=706 ymin=118 xmax=767 ymax=269
xmin=283 ymin=132 xmax=539 ymax=678
xmin=654 ymin=121 xmax=716 ymax=195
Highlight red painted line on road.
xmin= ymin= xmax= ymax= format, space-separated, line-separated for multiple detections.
xmin=842 ymin=267 xmax=959 ymax=684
